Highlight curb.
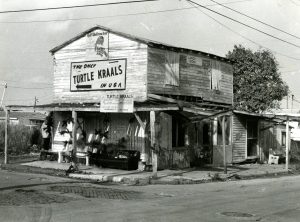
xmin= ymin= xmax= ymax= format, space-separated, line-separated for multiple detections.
xmin=0 ymin=163 xmax=67 ymax=177
xmin=1 ymin=163 xmax=296 ymax=186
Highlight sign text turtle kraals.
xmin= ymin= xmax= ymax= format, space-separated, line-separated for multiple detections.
xmin=70 ymin=59 xmax=127 ymax=91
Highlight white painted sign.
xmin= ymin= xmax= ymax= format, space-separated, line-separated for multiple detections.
xmin=100 ymin=94 xmax=134 ymax=113
xmin=70 ymin=59 xmax=127 ymax=91
xmin=186 ymin=55 xmax=203 ymax=66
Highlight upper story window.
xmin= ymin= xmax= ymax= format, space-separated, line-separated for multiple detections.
xmin=165 ymin=51 xmax=179 ymax=86
xmin=211 ymin=61 xmax=222 ymax=90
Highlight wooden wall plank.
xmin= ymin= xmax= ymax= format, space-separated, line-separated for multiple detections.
xmin=147 ymin=47 xmax=233 ymax=105
xmin=232 ymin=114 xmax=247 ymax=162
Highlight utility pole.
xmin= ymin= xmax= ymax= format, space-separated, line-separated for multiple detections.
xmin=4 ymin=108 xmax=9 ymax=164
xmin=0 ymin=83 xmax=7 ymax=109
xmin=222 ymin=116 xmax=227 ymax=174
xmin=34 ymin=96 xmax=39 ymax=112
xmin=291 ymin=94 xmax=294 ymax=113
xmin=286 ymin=116 xmax=290 ymax=170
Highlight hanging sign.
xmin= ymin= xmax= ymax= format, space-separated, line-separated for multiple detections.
xmin=100 ymin=94 xmax=134 ymax=113
xmin=70 ymin=59 xmax=127 ymax=91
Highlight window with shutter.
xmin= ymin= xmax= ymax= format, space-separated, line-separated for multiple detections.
xmin=165 ymin=51 xmax=179 ymax=86
xmin=211 ymin=61 xmax=222 ymax=90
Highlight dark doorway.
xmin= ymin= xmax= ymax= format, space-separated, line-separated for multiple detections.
xmin=172 ymin=117 xmax=185 ymax=147
xmin=247 ymin=120 xmax=258 ymax=157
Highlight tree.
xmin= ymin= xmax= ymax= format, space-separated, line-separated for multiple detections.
xmin=226 ymin=45 xmax=288 ymax=113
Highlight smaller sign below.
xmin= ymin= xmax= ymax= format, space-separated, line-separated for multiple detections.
xmin=100 ymin=94 xmax=134 ymax=113
xmin=186 ymin=55 xmax=203 ymax=66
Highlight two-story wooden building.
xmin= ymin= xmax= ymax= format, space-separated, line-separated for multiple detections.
xmin=11 ymin=26 xmax=234 ymax=169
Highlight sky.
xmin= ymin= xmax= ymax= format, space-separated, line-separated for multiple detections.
xmin=0 ymin=0 xmax=300 ymax=112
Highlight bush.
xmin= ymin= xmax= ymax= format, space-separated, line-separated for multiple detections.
xmin=0 ymin=123 xmax=42 ymax=155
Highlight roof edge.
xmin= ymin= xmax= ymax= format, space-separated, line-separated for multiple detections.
xmin=49 ymin=25 xmax=232 ymax=63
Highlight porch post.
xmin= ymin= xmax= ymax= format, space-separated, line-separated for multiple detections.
xmin=72 ymin=110 xmax=78 ymax=168
xmin=286 ymin=116 xmax=289 ymax=170
xmin=150 ymin=111 xmax=158 ymax=177
xmin=134 ymin=112 xmax=147 ymax=164
xmin=4 ymin=109 xmax=9 ymax=164
xmin=222 ymin=116 xmax=227 ymax=174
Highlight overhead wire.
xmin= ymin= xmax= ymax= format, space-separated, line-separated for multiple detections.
xmin=0 ymin=0 xmax=255 ymax=24
xmin=289 ymin=0 xmax=300 ymax=6
xmin=186 ymin=0 xmax=300 ymax=60
xmin=0 ymin=79 xmax=52 ymax=86
xmin=208 ymin=0 xmax=300 ymax=40
xmin=0 ymin=0 xmax=159 ymax=14
xmin=186 ymin=0 xmax=300 ymax=49
xmin=8 ymin=86 xmax=52 ymax=89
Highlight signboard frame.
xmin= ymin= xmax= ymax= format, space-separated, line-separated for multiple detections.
xmin=70 ymin=59 xmax=127 ymax=92
xmin=100 ymin=94 xmax=134 ymax=113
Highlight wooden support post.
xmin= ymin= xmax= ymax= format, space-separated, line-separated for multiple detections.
xmin=134 ymin=112 xmax=146 ymax=130
xmin=257 ymin=120 xmax=261 ymax=162
xmin=134 ymin=112 xmax=147 ymax=164
xmin=286 ymin=117 xmax=290 ymax=170
xmin=4 ymin=109 xmax=9 ymax=164
xmin=72 ymin=110 xmax=78 ymax=169
xmin=150 ymin=111 xmax=158 ymax=177
xmin=222 ymin=116 xmax=227 ymax=174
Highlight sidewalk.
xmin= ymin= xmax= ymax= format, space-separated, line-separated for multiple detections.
xmin=11 ymin=160 xmax=292 ymax=185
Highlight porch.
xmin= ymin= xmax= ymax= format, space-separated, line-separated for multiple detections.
xmin=5 ymin=98 xmax=232 ymax=172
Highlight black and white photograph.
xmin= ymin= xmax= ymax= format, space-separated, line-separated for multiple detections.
xmin=1 ymin=0 xmax=300 ymax=221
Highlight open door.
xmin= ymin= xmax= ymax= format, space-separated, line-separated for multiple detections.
xmin=246 ymin=120 xmax=258 ymax=157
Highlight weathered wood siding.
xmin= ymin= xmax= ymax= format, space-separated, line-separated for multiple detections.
xmin=53 ymin=28 xmax=148 ymax=103
xmin=213 ymin=145 xmax=233 ymax=166
xmin=259 ymin=120 xmax=286 ymax=161
xmin=147 ymin=47 xmax=233 ymax=104
xmin=232 ymin=114 xmax=247 ymax=162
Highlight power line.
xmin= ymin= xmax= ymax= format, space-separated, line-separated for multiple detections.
xmin=289 ymin=0 xmax=300 ymax=6
xmin=187 ymin=0 xmax=300 ymax=49
xmin=0 ymin=0 xmax=255 ymax=24
xmin=4 ymin=95 xmax=53 ymax=102
xmin=281 ymin=69 xmax=300 ymax=74
xmin=9 ymin=86 xmax=52 ymax=89
xmin=0 ymin=0 xmax=158 ymax=14
xmin=0 ymin=79 xmax=52 ymax=85
xmin=186 ymin=1 xmax=300 ymax=61
xmin=208 ymin=0 xmax=300 ymax=40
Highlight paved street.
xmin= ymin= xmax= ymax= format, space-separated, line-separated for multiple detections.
xmin=0 ymin=169 xmax=300 ymax=222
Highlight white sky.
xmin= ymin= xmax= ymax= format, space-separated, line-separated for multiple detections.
xmin=0 ymin=0 xmax=300 ymax=111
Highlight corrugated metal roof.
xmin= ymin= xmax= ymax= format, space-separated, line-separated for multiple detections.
xmin=233 ymin=110 xmax=300 ymax=121
xmin=49 ymin=25 xmax=232 ymax=63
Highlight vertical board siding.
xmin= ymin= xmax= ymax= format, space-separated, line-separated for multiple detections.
xmin=213 ymin=145 xmax=233 ymax=166
xmin=259 ymin=121 xmax=274 ymax=161
xmin=259 ymin=121 xmax=286 ymax=161
xmin=232 ymin=114 xmax=247 ymax=162
xmin=147 ymin=47 xmax=233 ymax=104
xmin=53 ymin=28 xmax=148 ymax=103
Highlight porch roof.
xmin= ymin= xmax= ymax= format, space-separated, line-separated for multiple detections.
xmin=233 ymin=110 xmax=300 ymax=122
xmin=49 ymin=25 xmax=232 ymax=64
xmin=6 ymin=102 xmax=180 ymax=112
